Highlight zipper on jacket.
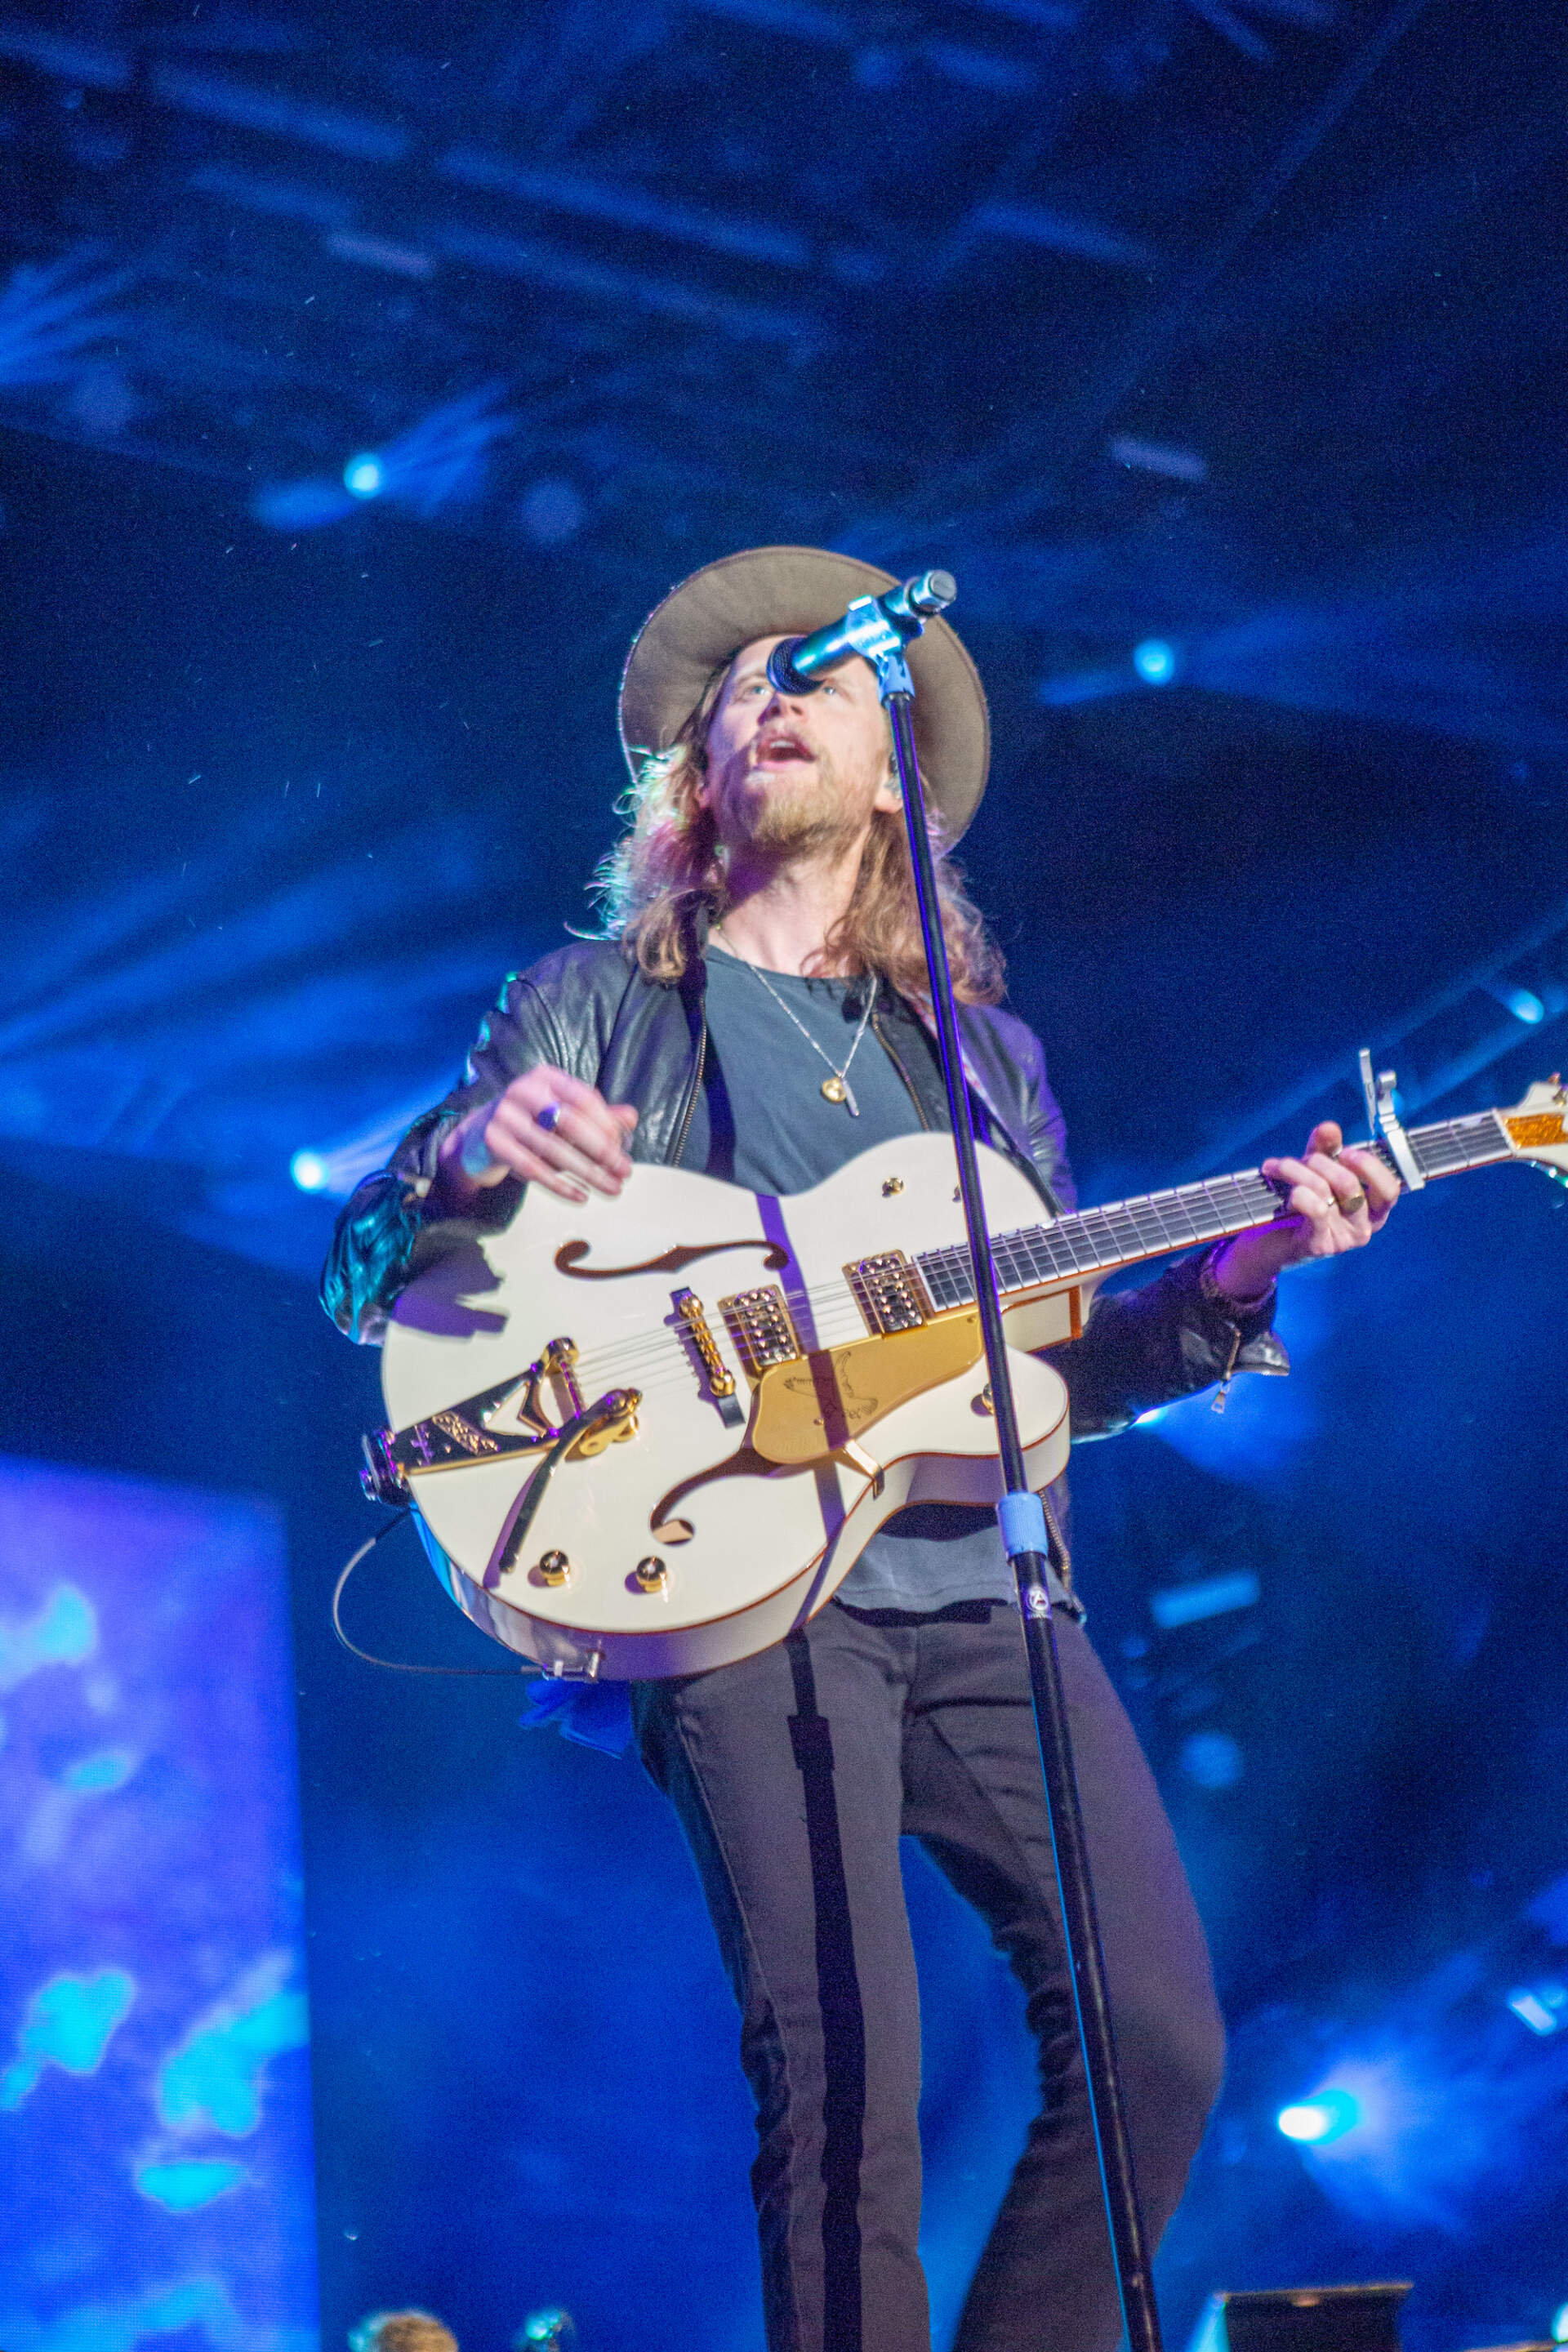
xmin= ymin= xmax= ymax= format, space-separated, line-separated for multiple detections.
xmin=871 ymin=1003 xmax=933 ymax=1131
xmin=670 ymin=1005 xmax=707 ymax=1167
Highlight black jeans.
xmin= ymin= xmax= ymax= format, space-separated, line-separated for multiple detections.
xmin=634 ymin=1601 xmax=1226 ymax=2352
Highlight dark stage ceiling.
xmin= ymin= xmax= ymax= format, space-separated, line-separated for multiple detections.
xmin=3 ymin=0 xmax=1566 ymax=1258
xmin=3 ymin=9 xmax=1568 ymax=2348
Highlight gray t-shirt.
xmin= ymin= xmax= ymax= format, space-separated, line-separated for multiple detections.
xmin=688 ymin=946 xmax=1023 ymax=1613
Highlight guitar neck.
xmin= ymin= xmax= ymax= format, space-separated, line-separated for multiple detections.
xmin=915 ymin=1107 xmax=1514 ymax=1310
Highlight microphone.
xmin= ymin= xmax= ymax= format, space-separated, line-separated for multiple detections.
xmin=765 ymin=569 xmax=956 ymax=697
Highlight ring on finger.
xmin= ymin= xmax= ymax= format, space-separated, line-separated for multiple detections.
xmin=536 ymin=1101 xmax=564 ymax=1135
xmin=1337 ymin=1187 xmax=1367 ymax=1216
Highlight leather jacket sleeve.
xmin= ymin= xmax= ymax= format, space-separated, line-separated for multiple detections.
xmin=1043 ymin=1258 xmax=1286 ymax=1438
xmin=321 ymin=968 xmax=574 ymax=1343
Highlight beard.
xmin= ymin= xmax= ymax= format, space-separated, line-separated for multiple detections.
xmin=713 ymin=744 xmax=874 ymax=861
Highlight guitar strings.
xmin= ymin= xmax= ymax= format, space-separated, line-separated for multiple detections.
xmin=550 ymin=1125 xmax=1494 ymax=1397
xmin=541 ymin=1200 xmax=1263 ymax=1389
xmin=407 ymin=1116 xmax=1501 ymax=1437
xmin=434 ymin=1174 xmax=1298 ymax=1428
xmin=552 ymin=1181 xmax=1283 ymax=1379
xmin=465 ymin=1203 xmax=1261 ymax=1417
xmin=457 ymin=1279 xmax=1025 ymax=1432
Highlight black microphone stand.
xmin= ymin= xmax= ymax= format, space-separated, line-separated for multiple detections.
xmin=783 ymin=582 xmax=1165 ymax=2352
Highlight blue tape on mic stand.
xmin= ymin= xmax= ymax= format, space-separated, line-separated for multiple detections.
xmin=996 ymin=1489 xmax=1048 ymax=1561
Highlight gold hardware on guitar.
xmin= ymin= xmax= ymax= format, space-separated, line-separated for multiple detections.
xmin=502 ymin=1336 xmax=585 ymax=1440
xmin=429 ymin=1409 xmax=501 ymax=1457
xmin=483 ymin=1386 xmax=644 ymax=1590
xmin=846 ymin=1250 xmax=929 ymax=1334
xmin=719 ymin=1286 xmax=803 ymax=1376
xmin=564 ymin=1391 xmax=640 ymax=1459
xmin=674 ymin=1289 xmax=746 ymax=1428
xmin=363 ymin=1339 xmax=592 ymax=1504
xmin=368 ymin=1080 xmax=1568 ymax=1679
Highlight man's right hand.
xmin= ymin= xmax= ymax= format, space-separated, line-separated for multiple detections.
xmin=435 ymin=1066 xmax=638 ymax=1207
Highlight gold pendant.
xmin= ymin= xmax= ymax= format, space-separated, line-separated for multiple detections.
xmin=821 ymin=1074 xmax=848 ymax=1103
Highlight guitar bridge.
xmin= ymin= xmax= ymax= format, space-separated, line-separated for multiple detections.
xmin=674 ymin=1290 xmax=746 ymax=1428
xmin=846 ymin=1250 xmax=930 ymax=1335
xmin=719 ymin=1285 xmax=802 ymax=1380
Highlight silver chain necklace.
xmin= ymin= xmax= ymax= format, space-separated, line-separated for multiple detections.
xmin=716 ymin=938 xmax=878 ymax=1115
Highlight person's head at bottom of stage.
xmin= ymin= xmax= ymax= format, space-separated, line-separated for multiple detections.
xmin=348 ymin=2311 xmax=458 ymax=2352
xmin=599 ymin=631 xmax=1004 ymax=1004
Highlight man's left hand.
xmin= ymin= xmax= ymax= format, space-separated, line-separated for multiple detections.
xmin=1209 ymin=1120 xmax=1400 ymax=1306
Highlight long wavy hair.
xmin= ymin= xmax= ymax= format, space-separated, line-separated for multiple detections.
xmin=593 ymin=659 xmax=1004 ymax=1004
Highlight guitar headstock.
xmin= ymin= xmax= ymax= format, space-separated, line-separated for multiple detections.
xmin=1499 ymin=1076 xmax=1568 ymax=1179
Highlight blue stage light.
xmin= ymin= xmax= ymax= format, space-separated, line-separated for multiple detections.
xmin=1133 ymin=638 xmax=1178 ymax=685
xmin=343 ymin=452 xmax=385 ymax=498
xmin=1551 ymin=2300 xmax=1568 ymax=2341
xmin=518 ymin=2313 xmax=576 ymax=2349
xmin=1150 ymin=1570 xmax=1260 ymax=1629
xmin=1496 ymin=985 xmax=1545 ymax=1024
xmin=1180 ymin=1730 xmax=1244 ymax=1789
xmin=290 ymin=1149 xmax=328 ymax=1192
xmin=1277 ymin=2087 xmax=1362 ymax=2145
xmin=1506 ymin=1982 xmax=1566 ymax=2034
xmin=252 ymin=478 xmax=358 ymax=529
xmin=519 ymin=477 xmax=584 ymax=546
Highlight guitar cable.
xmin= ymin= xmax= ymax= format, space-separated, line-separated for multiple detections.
xmin=331 ymin=1510 xmax=528 ymax=1677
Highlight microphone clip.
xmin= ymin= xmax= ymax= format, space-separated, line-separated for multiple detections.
xmin=766 ymin=569 xmax=956 ymax=700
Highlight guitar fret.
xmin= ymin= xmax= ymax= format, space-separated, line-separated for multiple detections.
xmin=1129 ymin=1196 xmax=1176 ymax=1251
xmin=914 ymin=1168 xmax=1282 ymax=1309
xmin=1147 ymin=1192 xmax=1194 ymax=1249
xmin=1190 ymin=1183 xmax=1230 ymax=1240
xmin=1407 ymin=1113 xmax=1511 ymax=1178
xmin=1082 ymin=1208 xmax=1126 ymax=1266
xmin=911 ymin=1102 xmax=1526 ymax=1321
xmin=1035 ymin=1223 xmax=1086 ymax=1279
xmin=994 ymin=1242 xmax=1030 ymax=1290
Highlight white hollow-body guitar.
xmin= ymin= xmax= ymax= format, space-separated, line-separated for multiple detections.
xmin=363 ymin=1076 xmax=1568 ymax=1681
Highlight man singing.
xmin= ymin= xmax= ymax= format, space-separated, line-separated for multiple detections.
xmin=324 ymin=546 xmax=1396 ymax=2352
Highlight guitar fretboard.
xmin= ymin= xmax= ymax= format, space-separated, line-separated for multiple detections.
xmin=915 ymin=1107 xmax=1513 ymax=1311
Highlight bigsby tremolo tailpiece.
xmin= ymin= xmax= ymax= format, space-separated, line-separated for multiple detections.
xmin=359 ymin=1335 xmax=639 ymax=1506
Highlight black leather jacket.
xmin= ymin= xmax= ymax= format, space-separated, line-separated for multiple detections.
xmin=323 ymin=936 xmax=1285 ymax=1438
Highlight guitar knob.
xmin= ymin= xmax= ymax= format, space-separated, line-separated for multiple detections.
xmin=635 ymin=1557 xmax=667 ymax=1592
xmin=535 ymin=1551 xmax=571 ymax=1587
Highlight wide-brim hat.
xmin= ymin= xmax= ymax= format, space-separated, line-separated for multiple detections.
xmin=619 ymin=545 xmax=991 ymax=842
